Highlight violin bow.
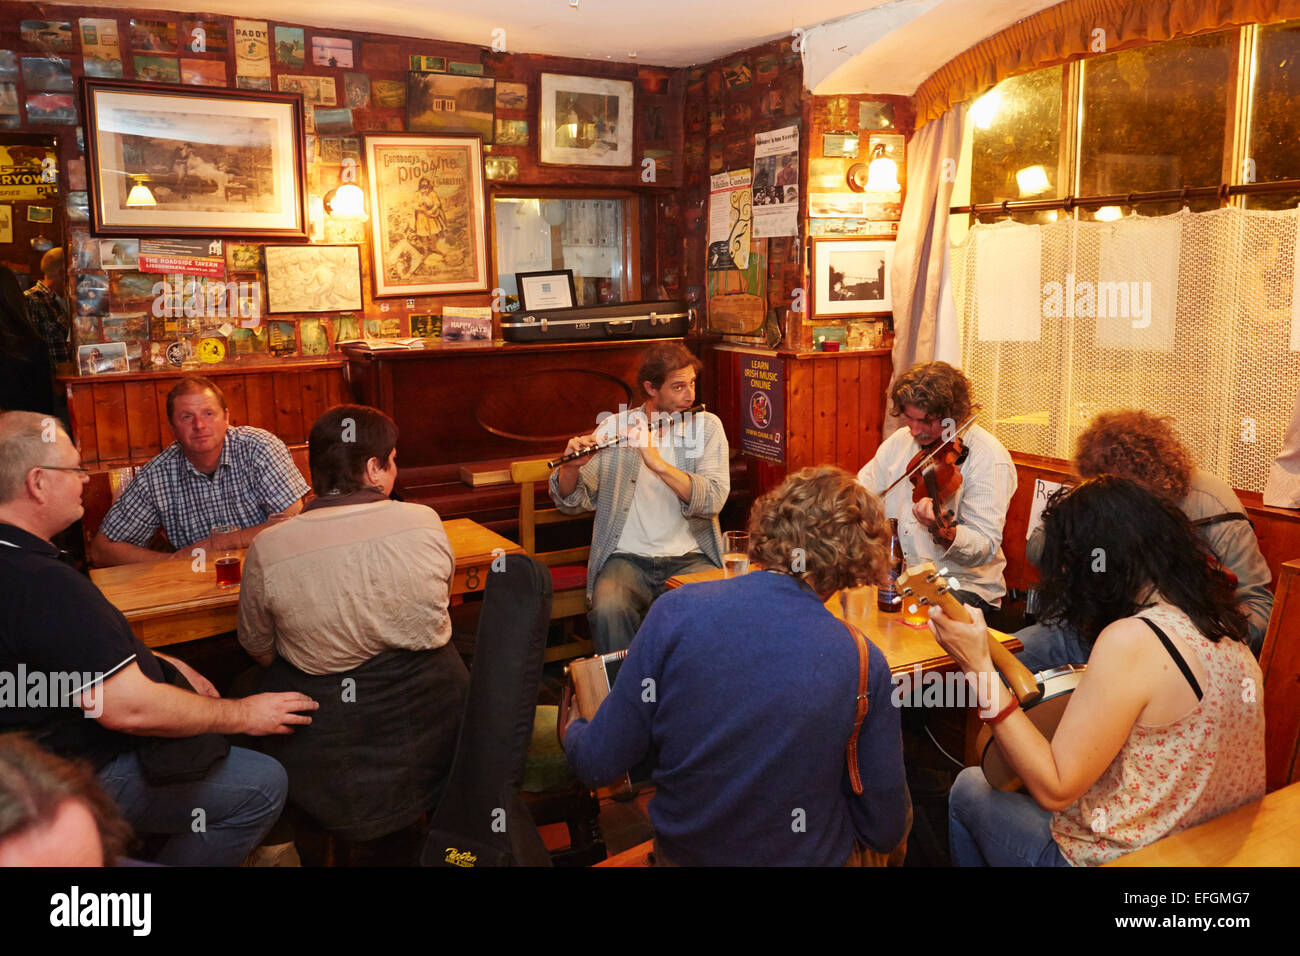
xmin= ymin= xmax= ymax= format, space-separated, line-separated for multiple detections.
xmin=881 ymin=412 xmax=981 ymax=497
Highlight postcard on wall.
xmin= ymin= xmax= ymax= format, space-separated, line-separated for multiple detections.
xmin=182 ymin=20 xmax=228 ymax=54
xmin=78 ymin=342 xmax=128 ymax=375
xmin=278 ymin=74 xmax=336 ymax=106
xmin=859 ymin=101 xmax=895 ymax=131
xmin=409 ymin=55 xmax=446 ymax=73
xmin=275 ymin=27 xmax=305 ymax=68
xmin=312 ymin=37 xmax=353 ymax=69
xmin=134 ymin=56 xmax=180 ymax=84
xmin=21 ymin=22 xmax=74 ymax=53
xmin=0 ymin=52 xmax=16 ymax=80
xmin=332 ymin=312 xmax=360 ymax=343
xmin=409 ymin=312 xmax=441 ymax=339
xmin=268 ymin=320 xmax=297 ymax=355
xmin=752 ymin=126 xmax=799 ymax=238
xmin=0 ymin=84 xmax=15 ymax=119
xmin=22 ymin=58 xmax=74 ymax=92
xmin=264 ymin=244 xmax=363 ymax=313
xmin=66 ymin=191 xmax=89 ymax=222
xmin=0 ymin=204 xmax=11 ymax=244
xmin=100 ymin=239 xmax=139 ymax=270
xmin=131 ymin=19 xmax=177 ymax=54
xmin=78 ymin=19 xmax=123 ymax=78
xmin=181 ymin=59 xmax=227 ymax=86
xmin=300 ymin=317 xmax=329 ymax=355
xmin=495 ymin=119 xmax=528 ymax=146
xmin=26 ymin=91 xmax=75 ymax=123
xmin=484 ymin=155 xmax=518 ymax=182
xmin=372 ymin=80 xmax=405 ymax=109
xmin=406 ymin=73 xmax=495 ymax=141
xmin=708 ymin=168 xmax=751 ymax=271
xmin=314 ymin=107 xmax=354 ymax=135
xmin=496 ymin=82 xmax=527 ymax=111
xmin=234 ymin=20 xmax=271 ymax=77
xmin=344 ymin=73 xmax=370 ymax=108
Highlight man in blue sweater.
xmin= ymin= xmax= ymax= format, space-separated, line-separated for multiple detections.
xmin=563 ymin=466 xmax=910 ymax=866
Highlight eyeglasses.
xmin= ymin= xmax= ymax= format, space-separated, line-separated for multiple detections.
xmin=34 ymin=465 xmax=91 ymax=477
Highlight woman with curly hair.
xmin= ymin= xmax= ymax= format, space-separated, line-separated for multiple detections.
xmin=1018 ymin=409 xmax=1273 ymax=670
xmin=933 ymin=476 xmax=1265 ymax=866
xmin=563 ymin=466 xmax=910 ymax=865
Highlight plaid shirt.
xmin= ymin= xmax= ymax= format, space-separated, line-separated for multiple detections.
xmin=24 ymin=281 xmax=71 ymax=366
xmin=99 ymin=426 xmax=310 ymax=550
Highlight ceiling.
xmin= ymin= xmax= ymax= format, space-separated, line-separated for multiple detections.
xmin=51 ymin=0 xmax=1065 ymax=92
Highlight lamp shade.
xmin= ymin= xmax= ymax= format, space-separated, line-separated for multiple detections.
xmin=125 ymin=182 xmax=157 ymax=207
xmin=323 ymin=183 xmax=366 ymax=219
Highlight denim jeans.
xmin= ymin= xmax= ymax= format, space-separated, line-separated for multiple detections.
xmin=948 ymin=766 xmax=1071 ymax=867
xmin=589 ymin=552 xmax=719 ymax=654
xmin=98 ymin=745 xmax=288 ymax=866
xmin=1013 ymin=620 xmax=1091 ymax=674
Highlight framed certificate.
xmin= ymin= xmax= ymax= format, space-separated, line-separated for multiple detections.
xmin=516 ymin=269 xmax=576 ymax=310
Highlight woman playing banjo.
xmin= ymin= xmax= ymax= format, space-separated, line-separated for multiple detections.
xmin=930 ymin=475 xmax=1265 ymax=866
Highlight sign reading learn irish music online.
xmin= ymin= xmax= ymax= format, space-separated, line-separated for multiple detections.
xmin=740 ymin=354 xmax=784 ymax=464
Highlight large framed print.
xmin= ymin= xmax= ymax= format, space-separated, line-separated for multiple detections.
xmin=811 ymin=237 xmax=894 ymax=317
xmin=82 ymin=79 xmax=307 ymax=237
xmin=539 ymin=73 xmax=633 ymax=167
xmin=263 ymin=244 xmax=363 ymax=314
xmin=363 ymin=133 xmax=487 ymax=297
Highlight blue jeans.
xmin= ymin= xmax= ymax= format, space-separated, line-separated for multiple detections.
xmin=98 ymin=746 xmax=288 ymax=866
xmin=948 ymin=766 xmax=1071 ymax=867
xmin=589 ymin=552 xmax=719 ymax=654
xmin=1013 ymin=620 xmax=1090 ymax=674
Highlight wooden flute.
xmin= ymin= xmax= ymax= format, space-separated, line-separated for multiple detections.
xmin=547 ymin=403 xmax=707 ymax=468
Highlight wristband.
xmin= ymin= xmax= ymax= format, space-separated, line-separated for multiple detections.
xmin=980 ymin=694 xmax=1019 ymax=726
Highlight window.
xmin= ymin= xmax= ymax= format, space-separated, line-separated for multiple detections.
xmin=491 ymin=194 xmax=637 ymax=311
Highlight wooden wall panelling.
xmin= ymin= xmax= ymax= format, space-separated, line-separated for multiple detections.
xmin=123 ymin=381 xmax=161 ymax=461
xmin=241 ymin=376 xmax=277 ymax=433
xmin=1261 ymin=561 xmax=1300 ymax=791
xmin=858 ymin=354 xmax=886 ymax=464
xmin=68 ymin=386 xmax=98 ymax=466
xmin=836 ymin=357 xmax=860 ymax=473
xmin=300 ymin=371 xmax=330 ymax=430
xmin=151 ymin=382 xmax=171 ymax=450
xmin=787 ymin=359 xmax=815 ymax=471
xmin=272 ymin=372 xmax=306 ymax=444
xmin=91 ymin=383 xmax=129 ymax=464
xmin=222 ymin=376 xmax=250 ymax=430
xmin=811 ymin=359 xmax=837 ymax=467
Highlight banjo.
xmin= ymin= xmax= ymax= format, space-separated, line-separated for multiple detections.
xmin=895 ymin=562 xmax=1084 ymax=792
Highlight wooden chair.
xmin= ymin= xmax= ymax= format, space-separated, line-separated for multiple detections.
xmin=510 ymin=458 xmax=594 ymax=664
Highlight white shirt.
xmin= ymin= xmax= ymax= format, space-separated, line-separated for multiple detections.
xmin=857 ymin=424 xmax=1017 ymax=605
xmin=607 ymin=409 xmax=700 ymax=557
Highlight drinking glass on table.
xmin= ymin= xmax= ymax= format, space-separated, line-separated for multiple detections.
xmin=210 ymin=524 xmax=242 ymax=588
xmin=722 ymin=531 xmax=750 ymax=578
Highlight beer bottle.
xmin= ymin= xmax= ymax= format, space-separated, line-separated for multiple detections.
xmin=877 ymin=518 xmax=904 ymax=613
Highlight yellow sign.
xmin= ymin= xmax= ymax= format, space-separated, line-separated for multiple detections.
xmin=443 ymin=847 xmax=476 ymax=867
xmin=198 ymin=337 xmax=226 ymax=364
xmin=0 ymin=146 xmax=59 ymax=202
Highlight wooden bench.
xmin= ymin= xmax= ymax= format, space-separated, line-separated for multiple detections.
xmin=1105 ymin=780 xmax=1300 ymax=866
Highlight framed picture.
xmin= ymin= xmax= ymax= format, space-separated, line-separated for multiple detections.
xmin=516 ymin=269 xmax=576 ymax=310
xmin=811 ymin=238 xmax=894 ymax=317
xmin=263 ymin=244 xmax=363 ymax=314
xmin=539 ymin=73 xmax=633 ymax=167
xmin=405 ymin=72 xmax=495 ymax=141
xmin=83 ymin=78 xmax=307 ymax=237
xmin=77 ymin=341 xmax=128 ymax=375
xmin=362 ymin=133 xmax=488 ymax=297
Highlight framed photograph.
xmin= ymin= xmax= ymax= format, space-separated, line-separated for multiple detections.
xmin=811 ymin=238 xmax=894 ymax=317
xmin=263 ymin=244 xmax=363 ymax=314
xmin=83 ymin=79 xmax=307 ymax=237
xmin=406 ymin=72 xmax=495 ymax=141
xmin=363 ymin=134 xmax=488 ymax=297
xmin=78 ymin=342 xmax=128 ymax=375
xmin=516 ymin=270 xmax=576 ymax=310
xmin=539 ymin=73 xmax=633 ymax=167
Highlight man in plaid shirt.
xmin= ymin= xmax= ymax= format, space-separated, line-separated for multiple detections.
xmin=91 ymin=376 xmax=309 ymax=566
xmin=24 ymin=248 xmax=71 ymax=367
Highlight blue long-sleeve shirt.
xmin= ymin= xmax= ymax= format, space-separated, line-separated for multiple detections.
xmin=564 ymin=571 xmax=910 ymax=865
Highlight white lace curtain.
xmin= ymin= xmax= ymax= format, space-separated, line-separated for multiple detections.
xmin=950 ymin=206 xmax=1300 ymax=493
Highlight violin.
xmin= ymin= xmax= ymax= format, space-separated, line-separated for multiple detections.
xmin=883 ymin=413 xmax=978 ymax=548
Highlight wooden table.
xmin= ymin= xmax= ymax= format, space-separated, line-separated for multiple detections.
xmin=90 ymin=518 xmax=524 ymax=648
xmin=665 ymin=568 xmax=1022 ymax=675
xmin=1105 ymin=781 xmax=1300 ymax=867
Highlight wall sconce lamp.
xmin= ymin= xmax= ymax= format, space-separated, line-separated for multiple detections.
xmin=323 ymin=183 xmax=366 ymax=219
xmin=848 ymin=143 xmax=900 ymax=193
xmin=125 ymin=176 xmax=157 ymax=207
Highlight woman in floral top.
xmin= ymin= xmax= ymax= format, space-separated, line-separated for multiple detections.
xmin=931 ymin=476 xmax=1266 ymax=866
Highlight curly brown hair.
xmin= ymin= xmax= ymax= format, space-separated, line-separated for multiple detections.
xmin=1073 ymin=410 xmax=1192 ymax=502
xmin=747 ymin=466 xmax=890 ymax=598
xmin=889 ymin=361 xmax=973 ymax=423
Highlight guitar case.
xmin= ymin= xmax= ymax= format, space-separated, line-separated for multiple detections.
xmin=421 ymin=554 xmax=554 ymax=867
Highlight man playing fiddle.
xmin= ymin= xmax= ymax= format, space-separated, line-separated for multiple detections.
xmin=856 ymin=362 xmax=1016 ymax=618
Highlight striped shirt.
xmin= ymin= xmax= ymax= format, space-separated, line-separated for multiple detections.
xmin=857 ymin=423 xmax=1017 ymax=605
xmin=99 ymin=426 xmax=310 ymax=550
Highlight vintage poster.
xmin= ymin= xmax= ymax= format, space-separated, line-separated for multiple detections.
xmin=182 ymin=19 xmax=228 ymax=53
xmin=406 ymin=73 xmax=495 ymax=141
xmin=740 ymin=354 xmax=785 ymax=464
xmin=274 ymin=27 xmax=305 ymax=68
xmin=78 ymin=19 xmax=123 ymax=78
xmin=707 ymin=168 xmax=751 ymax=271
xmin=363 ymin=135 xmax=488 ymax=296
xmin=234 ymin=20 xmax=271 ymax=78
xmin=0 ymin=143 xmax=59 ymax=201
xmin=752 ymin=125 xmax=799 ymax=238
xmin=263 ymin=244 xmax=363 ymax=313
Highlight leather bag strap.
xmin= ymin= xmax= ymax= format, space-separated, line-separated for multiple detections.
xmin=843 ymin=619 xmax=871 ymax=795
